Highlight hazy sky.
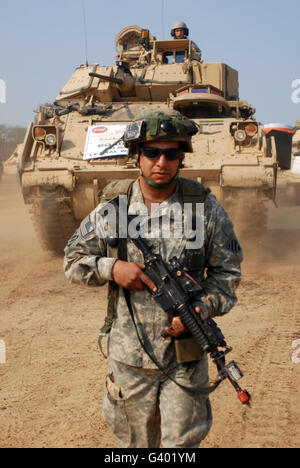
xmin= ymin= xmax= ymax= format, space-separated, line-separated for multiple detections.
xmin=0 ymin=0 xmax=299 ymax=127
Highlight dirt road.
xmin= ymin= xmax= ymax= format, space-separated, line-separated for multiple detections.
xmin=0 ymin=174 xmax=299 ymax=448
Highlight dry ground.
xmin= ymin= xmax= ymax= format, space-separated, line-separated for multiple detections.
xmin=0 ymin=174 xmax=299 ymax=448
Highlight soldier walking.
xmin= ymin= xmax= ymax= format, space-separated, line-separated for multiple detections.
xmin=64 ymin=109 xmax=243 ymax=448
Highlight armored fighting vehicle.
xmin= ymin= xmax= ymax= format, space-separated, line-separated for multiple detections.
xmin=274 ymin=121 xmax=300 ymax=207
xmin=18 ymin=25 xmax=283 ymax=254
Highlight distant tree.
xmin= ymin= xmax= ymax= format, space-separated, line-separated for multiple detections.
xmin=0 ymin=125 xmax=26 ymax=161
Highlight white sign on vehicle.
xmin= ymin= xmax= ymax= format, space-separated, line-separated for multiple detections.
xmin=83 ymin=124 xmax=128 ymax=160
xmin=291 ymin=155 xmax=300 ymax=174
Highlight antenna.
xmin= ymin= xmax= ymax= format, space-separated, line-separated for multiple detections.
xmin=82 ymin=0 xmax=89 ymax=65
xmin=161 ymin=0 xmax=165 ymax=39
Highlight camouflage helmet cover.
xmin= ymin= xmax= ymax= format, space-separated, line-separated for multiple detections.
xmin=171 ymin=21 xmax=189 ymax=37
xmin=123 ymin=108 xmax=198 ymax=157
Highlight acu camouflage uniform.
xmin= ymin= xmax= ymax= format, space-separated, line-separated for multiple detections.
xmin=64 ymin=176 xmax=243 ymax=448
xmin=190 ymin=41 xmax=202 ymax=62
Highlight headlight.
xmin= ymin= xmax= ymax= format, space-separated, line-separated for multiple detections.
xmin=234 ymin=130 xmax=247 ymax=142
xmin=32 ymin=125 xmax=58 ymax=150
xmin=45 ymin=134 xmax=57 ymax=146
xmin=34 ymin=127 xmax=47 ymax=141
xmin=245 ymin=123 xmax=258 ymax=136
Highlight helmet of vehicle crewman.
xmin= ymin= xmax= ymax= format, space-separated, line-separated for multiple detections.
xmin=171 ymin=21 xmax=189 ymax=39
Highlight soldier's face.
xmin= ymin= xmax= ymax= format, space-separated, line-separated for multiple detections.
xmin=175 ymin=28 xmax=185 ymax=39
xmin=139 ymin=141 xmax=182 ymax=186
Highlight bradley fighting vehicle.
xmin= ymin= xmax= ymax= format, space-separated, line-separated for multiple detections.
xmin=18 ymin=25 xmax=283 ymax=254
xmin=261 ymin=122 xmax=300 ymax=241
xmin=274 ymin=121 xmax=300 ymax=208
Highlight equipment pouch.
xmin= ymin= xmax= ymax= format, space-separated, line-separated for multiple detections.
xmin=175 ymin=336 xmax=204 ymax=364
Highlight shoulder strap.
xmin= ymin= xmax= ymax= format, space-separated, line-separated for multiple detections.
xmin=98 ymin=179 xmax=135 ymax=357
xmin=178 ymin=177 xmax=210 ymax=205
xmin=99 ymin=179 xmax=135 ymax=204
xmin=177 ymin=177 xmax=210 ymax=225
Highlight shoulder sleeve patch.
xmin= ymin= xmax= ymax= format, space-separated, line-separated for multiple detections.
xmin=80 ymin=215 xmax=94 ymax=238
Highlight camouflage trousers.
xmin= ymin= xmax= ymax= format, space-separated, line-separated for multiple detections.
xmin=102 ymin=357 xmax=213 ymax=448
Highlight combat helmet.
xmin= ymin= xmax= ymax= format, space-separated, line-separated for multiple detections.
xmin=171 ymin=21 xmax=189 ymax=38
xmin=123 ymin=108 xmax=198 ymax=158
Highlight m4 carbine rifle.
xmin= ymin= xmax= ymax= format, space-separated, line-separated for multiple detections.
xmin=129 ymin=232 xmax=251 ymax=406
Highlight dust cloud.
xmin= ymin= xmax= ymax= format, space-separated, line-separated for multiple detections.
xmin=267 ymin=202 xmax=300 ymax=265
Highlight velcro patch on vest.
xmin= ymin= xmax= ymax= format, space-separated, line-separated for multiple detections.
xmin=80 ymin=215 xmax=94 ymax=238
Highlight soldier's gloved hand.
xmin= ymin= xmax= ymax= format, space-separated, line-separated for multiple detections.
xmin=163 ymin=305 xmax=202 ymax=339
xmin=112 ymin=260 xmax=158 ymax=292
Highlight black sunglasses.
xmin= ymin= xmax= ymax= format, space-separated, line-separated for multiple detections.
xmin=141 ymin=147 xmax=183 ymax=161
